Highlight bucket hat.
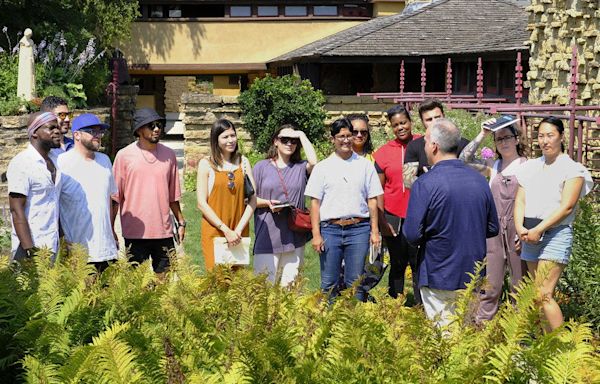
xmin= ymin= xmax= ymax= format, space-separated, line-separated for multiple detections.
xmin=133 ymin=108 xmax=165 ymax=135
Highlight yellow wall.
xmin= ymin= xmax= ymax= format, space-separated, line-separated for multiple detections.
xmin=373 ymin=2 xmax=405 ymax=17
xmin=136 ymin=95 xmax=156 ymax=110
xmin=121 ymin=20 xmax=361 ymax=68
xmin=213 ymin=75 xmax=240 ymax=96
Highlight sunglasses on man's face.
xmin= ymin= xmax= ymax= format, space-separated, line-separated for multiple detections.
xmin=79 ymin=128 xmax=106 ymax=137
xmin=145 ymin=121 xmax=164 ymax=130
xmin=278 ymin=136 xmax=300 ymax=145
xmin=57 ymin=112 xmax=73 ymax=120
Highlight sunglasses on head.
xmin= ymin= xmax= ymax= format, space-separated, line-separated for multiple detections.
xmin=227 ymin=171 xmax=235 ymax=190
xmin=278 ymin=136 xmax=300 ymax=145
xmin=57 ymin=112 xmax=73 ymax=119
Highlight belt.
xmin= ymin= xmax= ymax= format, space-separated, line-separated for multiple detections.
xmin=327 ymin=217 xmax=368 ymax=227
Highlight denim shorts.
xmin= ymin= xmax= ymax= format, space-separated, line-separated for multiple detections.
xmin=520 ymin=225 xmax=573 ymax=265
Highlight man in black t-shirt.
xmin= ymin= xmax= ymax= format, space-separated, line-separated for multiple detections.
xmin=403 ymin=99 xmax=469 ymax=188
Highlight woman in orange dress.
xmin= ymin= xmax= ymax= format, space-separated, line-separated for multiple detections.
xmin=196 ymin=119 xmax=256 ymax=270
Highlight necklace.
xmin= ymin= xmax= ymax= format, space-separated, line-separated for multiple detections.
xmin=138 ymin=143 xmax=158 ymax=164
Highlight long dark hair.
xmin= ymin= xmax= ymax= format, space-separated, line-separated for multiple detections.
xmin=266 ymin=124 xmax=303 ymax=163
xmin=347 ymin=113 xmax=373 ymax=154
xmin=494 ymin=124 xmax=528 ymax=159
xmin=539 ymin=116 xmax=565 ymax=152
xmin=209 ymin=118 xmax=240 ymax=167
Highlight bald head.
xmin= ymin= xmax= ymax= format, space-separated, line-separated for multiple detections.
xmin=430 ymin=119 xmax=461 ymax=156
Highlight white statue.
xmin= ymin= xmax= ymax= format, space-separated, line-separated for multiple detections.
xmin=17 ymin=28 xmax=35 ymax=101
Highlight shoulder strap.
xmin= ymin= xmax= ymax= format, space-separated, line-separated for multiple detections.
xmin=272 ymin=160 xmax=290 ymax=201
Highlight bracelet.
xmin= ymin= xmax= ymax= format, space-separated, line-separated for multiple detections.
xmin=218 ymin=223 xmax=225 ymax=230
xmin=178 ymin=220 xmax=187 ymax=228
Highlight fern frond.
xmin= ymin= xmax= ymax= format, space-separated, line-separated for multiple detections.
xmin=22 ymin=355 xmax=62 ymax=384
xmin=89 ymin=322 xmax=143 ymax=384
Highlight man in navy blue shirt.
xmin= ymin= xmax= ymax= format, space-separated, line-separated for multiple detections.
xmin=404 ymin=119 xmax=499 ymax=328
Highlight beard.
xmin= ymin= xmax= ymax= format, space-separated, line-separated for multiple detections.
xmin=82 ymin=138 xmax=100 ymax=152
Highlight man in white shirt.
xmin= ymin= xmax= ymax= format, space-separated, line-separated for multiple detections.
xmin=305 ymin=117 xmax=383 ymax=302
xmin=7 ymin=112 xmax=61 ymax=260
xmin=58 ymin=113 xmax=118 ymax=272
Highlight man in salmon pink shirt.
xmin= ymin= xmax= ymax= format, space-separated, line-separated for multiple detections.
xmin=112 ymin=108 xmax=185 ymax=275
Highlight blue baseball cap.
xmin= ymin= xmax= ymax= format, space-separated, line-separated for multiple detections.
xmin=71 ymin=113 xmax=109 ymax=133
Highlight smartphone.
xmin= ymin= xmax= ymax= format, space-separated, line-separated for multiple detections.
xmin=271 ymin=203 xmax=291 ymax=210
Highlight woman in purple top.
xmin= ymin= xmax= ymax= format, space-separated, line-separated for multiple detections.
xmin=253 ymin=124 xmax=318 ymax=286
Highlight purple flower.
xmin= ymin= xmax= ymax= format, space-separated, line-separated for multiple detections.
xmin=0 ymin=47 xmax=4 ymax=53
xmin=39 ymin=39 xmax=47 ymax=49
xmin=481 ymin=147 xmax=495 ymax=160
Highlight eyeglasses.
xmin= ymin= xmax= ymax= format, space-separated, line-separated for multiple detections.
xmin=352 ymin=130 xmax=369 ymax=137
xmin=79 ymin=128 xmax=106 ymax=137
xmin=145 ymin=121 xmax=164 ymax=130
xmin=56 ymin=112 xmax=73 ymax=120
xmin=227 ymin=171 xmax=235 ymax=190
xmin=278 ymin=137 xmax=300 ymax=145
xmin=334 ymin=135 xmax=353 ymax=142
xmin=495 ymin=135 xmax=516 ymax=144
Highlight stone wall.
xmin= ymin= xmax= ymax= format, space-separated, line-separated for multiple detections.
xmin=180 ymin=94 xmax=397 ymax=171
xmin=526 ymin=0 xmax=600 ymax=106
xmin=164 ymin=76 xmax=195 ymax=113
xmin=0 ymin=84 xmax=138 ymax=203
xmin=181 ymin=94 xmax=252 ymax=171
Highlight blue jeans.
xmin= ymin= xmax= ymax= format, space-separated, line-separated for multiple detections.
xmin=319 ymin=221 xmax=370 ymax=301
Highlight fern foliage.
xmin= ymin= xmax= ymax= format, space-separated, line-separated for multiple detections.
xmin=0 ymin=246 xmax=598 ymax=383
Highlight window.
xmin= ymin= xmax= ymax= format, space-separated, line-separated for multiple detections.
xmin=285 ymin=6 xmax=307 ymax=16
xmin=168 ymin=6 xmax=182 ymax=18
xmin=314 ymin=6 xmax=337 ymax=16
xmin=150 ymin=5 xmax=164 ymax=18
xmin=257 ymin=6 xmax=278 ymax=16
xmin=230 ymin=6 xmax=252 ymax=17
xmin=229 ymin=75 xmax=240 ymax=85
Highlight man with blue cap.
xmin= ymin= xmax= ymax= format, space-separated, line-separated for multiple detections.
xmin=7 ymin=111 xmax=62 ymax=260
xmin=57 ymin=113 xmax=118 ymax=272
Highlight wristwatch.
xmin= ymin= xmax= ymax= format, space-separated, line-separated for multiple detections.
xmin=178 ymin=221 xmax=187 ymax=228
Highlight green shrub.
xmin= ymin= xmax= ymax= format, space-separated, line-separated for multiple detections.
xmin=558 ymin=197 xmax=600 ymax=333
xmin=1 ymin=248 xmax=599 ymax=383
xmin=238 ymin=74 xmax=327 ymax=153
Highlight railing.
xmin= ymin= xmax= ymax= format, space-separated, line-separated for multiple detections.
xmin=357 ymin=47 xmax=599 ymax=187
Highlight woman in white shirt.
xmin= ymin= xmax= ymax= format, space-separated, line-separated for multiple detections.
xmin=514 ymin=116 xmax=593 ymax=331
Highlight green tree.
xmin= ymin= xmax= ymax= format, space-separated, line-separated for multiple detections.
xmin=238 ymin=74 xmax=327 ymax=152
xmin=0 ymin=0 xmax=139 ymax=51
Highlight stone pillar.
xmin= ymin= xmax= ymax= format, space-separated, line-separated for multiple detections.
xmin=113 ymin=85 xmax=139 ymax=152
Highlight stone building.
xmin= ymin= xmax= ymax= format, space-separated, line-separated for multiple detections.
xmin=526 ymin=0 xmax=600 ymax=106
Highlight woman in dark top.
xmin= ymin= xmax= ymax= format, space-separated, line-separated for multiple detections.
xmin=374 ymin=105 xmax=421 ymax=302
xmin=253 ymin=124 xmax=317 ymax=286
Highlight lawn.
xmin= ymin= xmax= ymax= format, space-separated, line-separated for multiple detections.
xmin=180 ymin=190 xmax=413 ymax=297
